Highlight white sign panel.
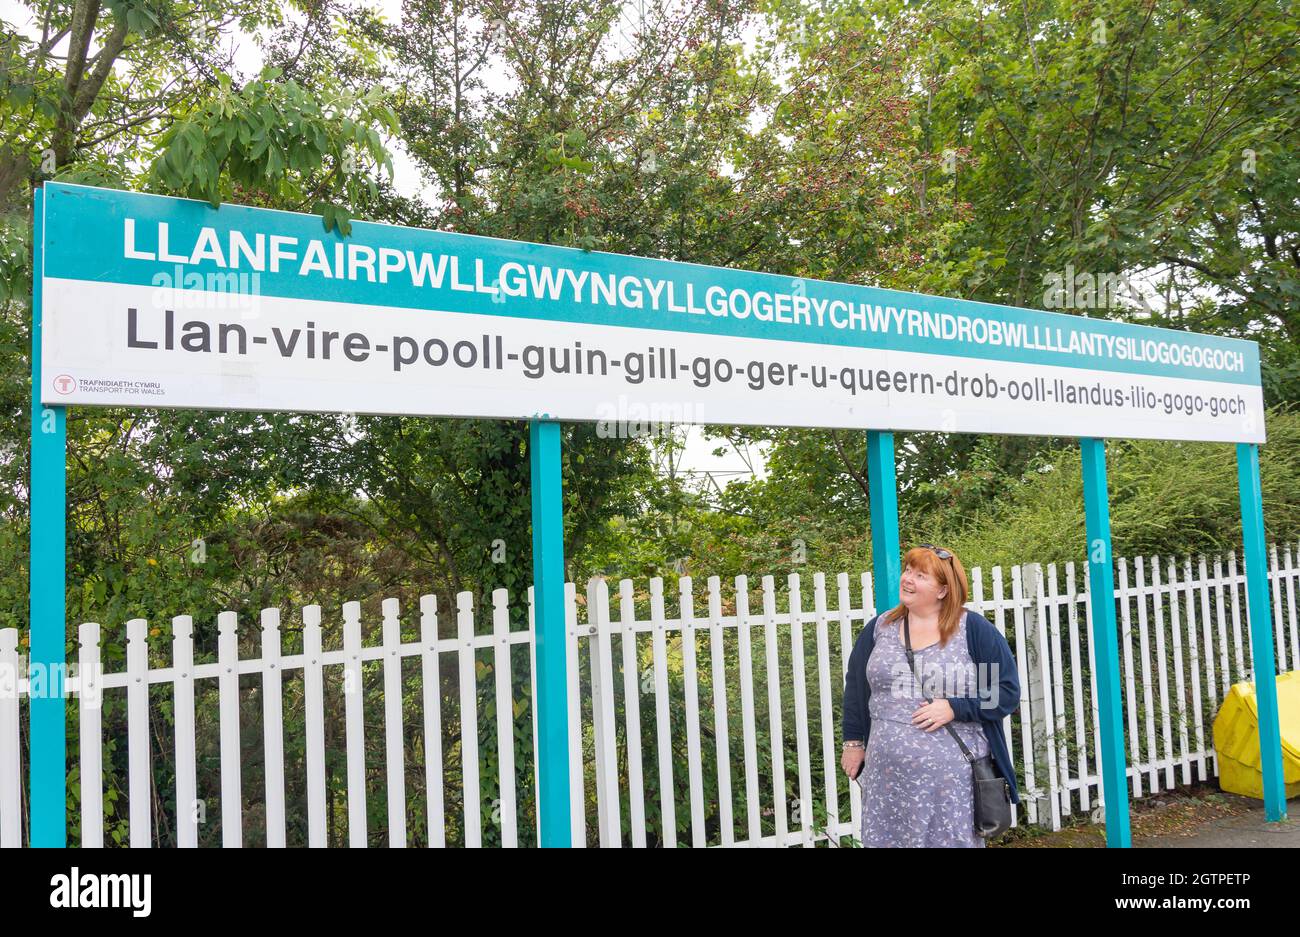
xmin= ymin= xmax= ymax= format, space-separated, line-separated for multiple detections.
xmin=38 ymin=183 xmax=1264 ymax=443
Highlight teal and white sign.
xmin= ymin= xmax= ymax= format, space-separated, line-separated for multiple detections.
xmin=38 ymin=182 xmax=1264 ymax=442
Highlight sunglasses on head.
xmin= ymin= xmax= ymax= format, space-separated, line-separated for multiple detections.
xmin=918 ymin=543 xmax=953 ymax=560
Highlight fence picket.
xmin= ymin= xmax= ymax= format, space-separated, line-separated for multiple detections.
xmin=419 ymin=595 xmax=445 ymax=848
xmin=1150 ymin=559 xmax=1175 ymax=791
xmin=302 ymin=605 xmax=327 ymax=848
xmin=1179 ymin=560 xmax=1206 ymax=782
xmin=1030 ymin=565 xmax=1062 ymax=828
xmin=1044 ymin=564 xmax=1070 ymax=816
xmin=80 ymin=622 xmax=105 ymax=848
xmin=456 ymin=592 xmax=481 ymax=848
xmin=588 ymin=579 xmax=620 ymax=848
xmin=564 ymin=581 xmax=584 ymax=847
xmin=677 ymin=577 xmax=706 ymax=848
xmin=617 ymin=579 xmax=647 ymax=847
xmin=1010 ymin=566 xmax=1037 ymax=825
xmin=1134 ymin=557 xmax=1158 ymax=794
xmin=847 ymin=574 xmax=868 ymax=836
xmin=992 ymin=566 xmax=1024 ymax=828
xmin=841 ymin=573 xmax=861 ymax=839
xmin=707 ymin=576 xmax=734 ymax=847
xmin=0 ymin=629 xmax=22 ymax=848
xmin=1228 ymin=551 xmax=1249 ymax=678
xmin=1213 ymin=555 xmax=1231 ymax=693
xmin=1270 ymin=544 xmax=1286 ymax=672
xmin=1164 ymin=559 xmax=1191 ymax=786
xmin=126 ymin=618 xmax=151 ymax=847
xmin=1116 ymin=559 xmax=1141 ymax=799
xmin=1197 ymin=555 xmax=1219 ymax=775
xmin=649 ymin=577 xmax=675 ymax=847
xmin=812 ymin=573 xmax=837 ymax=843
xmin=1284 ymin=545 xmax=1299 ymax=668
xmin=735 ymin=575 xmax=761 ymax=847
xmin=761 ymin=575 xmax=787 ymax=846
xmin=381 ymin=598 xmax=407 ymax=848
xmin=213 ymin=612 xmax=242 ymax=847
xmin=342 ymin=601 xmax=366 ymax=847
xmin=1063 ymin=563 xmax=1089 ymax=813
xmin=492 ymin=589 xmax=519 ymax=848
xmin=261 ymin=608 xmax=286 ymax=848
xmin=1079 ymin=564 xmax=1099 ymax=816
xmin=787 ymin=573 xmax=813 ymax=847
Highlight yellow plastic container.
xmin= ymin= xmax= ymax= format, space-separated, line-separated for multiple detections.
xmin=1213 ymin=669 xmax=1300 ymax=799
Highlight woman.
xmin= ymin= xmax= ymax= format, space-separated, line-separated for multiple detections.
xmin=840 ymin=543 xmax=1021 ymax=847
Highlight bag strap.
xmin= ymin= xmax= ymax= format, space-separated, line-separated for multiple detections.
xmin=902 ymin=610 xmax=978 ymax=765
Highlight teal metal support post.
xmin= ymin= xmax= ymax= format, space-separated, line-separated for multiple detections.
xmin=530 ymin=419 xmax=571 ymax=846
xmin=30 ymin=187 xmax=68 ymax=847
xmin=866 ymin=431 xmax=900 ymax=612
xmin=1236 ymin=442 xmax=1287 ymax=822
xmin=1080 ymin=438 xmax=1131 ymax=847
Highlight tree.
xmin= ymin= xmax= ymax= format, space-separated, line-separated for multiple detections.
xmin=889 ymin=0 xmax=1299 ymax=401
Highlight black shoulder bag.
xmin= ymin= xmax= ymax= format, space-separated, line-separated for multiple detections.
xmin=902 ymin=612 xmax=1013 ymax=840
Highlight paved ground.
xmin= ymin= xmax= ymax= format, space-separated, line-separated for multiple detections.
xmin=995 ymin=785 xmax=1299 ymax=847
xmin=1135 ymin=794 xmax=1300 ymax=848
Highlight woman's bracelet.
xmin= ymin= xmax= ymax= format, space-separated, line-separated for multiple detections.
xmin=841 ymin=740 xmax=864 ymax=750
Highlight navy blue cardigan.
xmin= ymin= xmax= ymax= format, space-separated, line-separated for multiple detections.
xmin=843 ymin=608 xmax=1022 ymax=805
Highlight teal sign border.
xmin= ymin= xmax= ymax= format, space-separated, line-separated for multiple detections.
xmin=43 ymin=182 xmax=1259 ymax=387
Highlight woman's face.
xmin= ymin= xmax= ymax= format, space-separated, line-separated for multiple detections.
xmin=900 ymin=561 xmax=947 ymax=612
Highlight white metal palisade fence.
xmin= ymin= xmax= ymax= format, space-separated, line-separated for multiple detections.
xmin=2 ymin=542 xmax=1299 ymax=848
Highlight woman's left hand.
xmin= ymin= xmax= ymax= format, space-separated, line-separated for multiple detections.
xmin=912 ymin=698 xmax=954 ymax=731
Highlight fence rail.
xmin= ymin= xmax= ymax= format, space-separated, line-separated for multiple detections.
xmin=2 ymin=542 xmax=1298 ymax=847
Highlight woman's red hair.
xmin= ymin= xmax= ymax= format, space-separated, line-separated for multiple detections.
xmin=880 ymin=545 xmax=970 ymax=647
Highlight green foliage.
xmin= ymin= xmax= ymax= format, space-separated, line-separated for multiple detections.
xmin=578 ymin=407 xmax=1300 ymax=588
xmin=937 ymin=404 xmax=1300 ymax=571
xmin=148 ymin=69 xmax=398 ymax=234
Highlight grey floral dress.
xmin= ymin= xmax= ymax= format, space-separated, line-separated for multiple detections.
xmin=857 ymin=610 xmax=989 ymax=847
